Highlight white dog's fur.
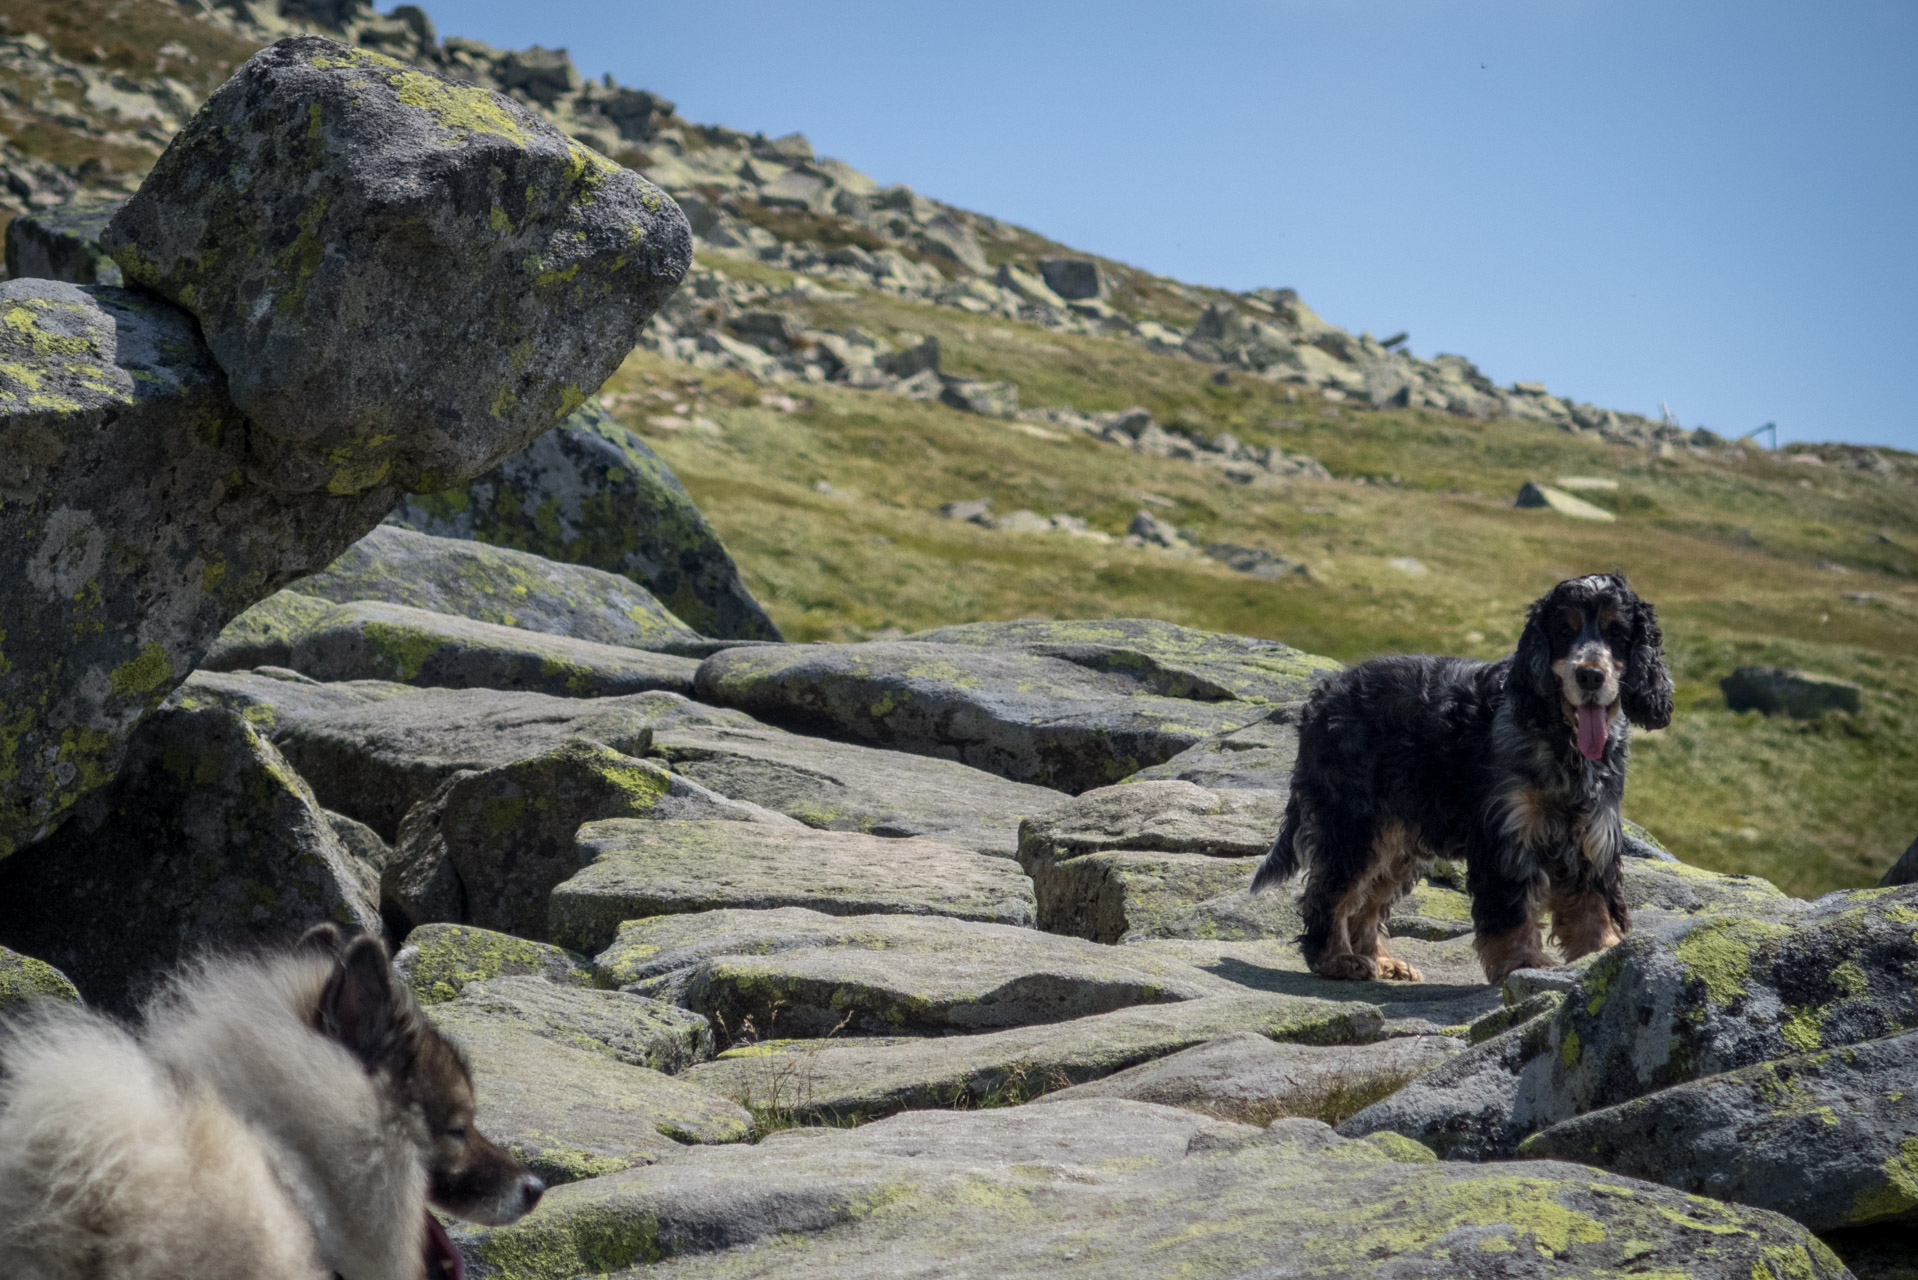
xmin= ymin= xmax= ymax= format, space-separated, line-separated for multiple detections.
xmin=0 ymin=948 xmax=433 ymax=1280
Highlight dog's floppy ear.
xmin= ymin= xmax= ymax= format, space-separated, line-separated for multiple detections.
xmin=1507 ymin=592 xmax=1558 ymax=728
xmin=319 ymin=936 xmax=401 ymax=1072
xmin=1620 ymin=595 xmax=1674 ymax=729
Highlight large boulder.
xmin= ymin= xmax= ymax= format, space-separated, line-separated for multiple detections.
xmin=253 ymin=525 xmax=710 ymax=655
xmin=453 ymin=1102 xmax=1846 ymax=1280
xmin=388 ymin=401 xmax=779 ymax=640
xmin=1339 ymin=884 xmax=1916 ymax=1159
xmin=382 ymin=740 xmax=795 ymax=936
xmin=548 ymin=820 xmax=1038 ymax=952
xmin=0 ymin=281 xmax=394 ymax=858
xmin=102 ymin=36 xmax=691 ymax=496
xmin=1722 ymin=665 xmax=1863 ymax=718
xmin=593 ymin=908 xmax=1232 ymax=1042
xmin=0 ymin=704 xmax=380 ymax=1011
xmin=1520 ymin=1028 xmax=1918 ymax=1232
xmin=0 ymin=946 xmax=81 ymax=1015
xmin=694 ymin=642 xmax=1279 ymax=794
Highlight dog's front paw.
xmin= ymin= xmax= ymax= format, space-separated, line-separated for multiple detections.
xmin=1312 ymin=954 xmax=1379 ymax=982
xmin=1373 ymin=955 xmax=1424 ymax=982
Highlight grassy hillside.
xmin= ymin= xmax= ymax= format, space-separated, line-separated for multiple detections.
xmin=601 ymin=253 xmax=1918 ymax=899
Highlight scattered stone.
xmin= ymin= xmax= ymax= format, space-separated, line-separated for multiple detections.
xmin=1385 ymin=556 xmax=1428 ymax=575
xmin=426 ymin=988 xmax=749 ymax=1185
xmin=1038 ymin=1031 xmax=1464 ymax=1125
xmin=282 ymin=600 xmax=702 ymax=697
xmin=938 ymin=377 xmax=1018 ymax=417
xmin=1128 ymin=509 xmax=1188 ymax=548
xmin=1554 ymin=476 xmax=1619 ymax=491
xmin=0 ymin=946 xmax=81 ymax=1015
xmin=393 ymin=922 xmax=595 ymax=1005
xmin=4 ymin=195 xmax=124 ymax=284
xmin=0 ymin=280 xmax=396 ymax=859
xmin=1721 ymin=665 xmax=1862 ymax=717
xmin=0 ymin=704 xmax=380 ymax=1012
xmin=1520 ymin=1028 xmax=1918 ymax=1231
xmin=389 ymin=401 xmax=780 ymax=641
xmin=1122 ymin=709 xmax=1302 ymax=790
xmin=384 ymin=739 xmax=795 ymax=935
xmin=682 ymin=992 xmax=1383 ymax=1123
xmin=1204 ymin=542 xmax=1310 ymax=578
xmin=453 ymin=1099 xmax=1843 ymax=1280
xmin=1514 ymin=480 xmax=1617 ymax=521
xmin=1036 ymin=257 xmax=1107 ymax=300
xmin=291 ymin=526 xmax=708 ymax=653
xmin=102 ymin=36 xmax=691 ymax=495
xmin=596 ymin=908 xmax=1230 ymax=1042
xmin=548 ymin=819 xmax=1038 ymax=952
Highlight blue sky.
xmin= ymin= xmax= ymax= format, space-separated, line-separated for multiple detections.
xmin=407 ymin=1 xmax=1917 ymax=452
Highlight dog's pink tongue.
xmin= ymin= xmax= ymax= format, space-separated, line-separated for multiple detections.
xmin=1576 ymin=704 xmax=1609 ymax=760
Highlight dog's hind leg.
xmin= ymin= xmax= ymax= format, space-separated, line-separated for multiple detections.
xmin=1298 ymin=813 xmax=1392 ymax=982
xmin=1349 ymin=822 xmax=1425 ymax=982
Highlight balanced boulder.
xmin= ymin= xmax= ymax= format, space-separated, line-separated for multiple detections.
xmin=102 ymin=36 xmax=692 ymax=496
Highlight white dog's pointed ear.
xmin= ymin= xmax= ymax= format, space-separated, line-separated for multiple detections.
xmin=319 ymin=936 xmax=397 ymax=1070
xmin=296 ymin=922 xmax=346 ymax=957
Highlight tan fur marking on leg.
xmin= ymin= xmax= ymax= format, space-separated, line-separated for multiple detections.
xmin=1498 ymin=786 xmax=1554 ymax=849
xmin=1475 ymin=919 xmax=1552 ymax=985
xmin=1546 ymin=888 xmax=1625 ymax=961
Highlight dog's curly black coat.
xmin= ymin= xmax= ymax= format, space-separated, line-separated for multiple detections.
xmin=1250 ymin=574 xmax=1673 ymax=985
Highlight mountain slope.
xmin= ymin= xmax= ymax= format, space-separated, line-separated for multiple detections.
xmin=3 ymin=0 xmax=1914 ymax=895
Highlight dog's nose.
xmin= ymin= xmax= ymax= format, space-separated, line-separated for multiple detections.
xmin=519 ymin=1175 xmax=545 ymax=1214
xmin=1575 ymin=666 xmax=1605 ymax=692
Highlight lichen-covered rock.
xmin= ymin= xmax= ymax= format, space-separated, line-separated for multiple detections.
xmin=426 ymin=988 xmax=748 ymax=1186
xmin=438 ymin=976 xmax=714 ymax=1075
xmin=385 ymin=740 xmax=796 ymax=935
xmin=165 ymin=667 xmax=419 ymax=737
xmin=102 ymin=37 xmax=691 ymax=497
xmin=1016 ymin=781 xmax=1286 ymax=870
xmin=0 ymin=280 xmax=395 ymax=859
xmin=198 ymin=591 xmax=340 ymax=673
xmin=388 ymin=400 xmax=779 ymax=641
xmin=1340 ymin=885 xmax=1918 ymax=1159
xmin=453 ymin=1099 xmax=1846 ymax=1280
xmin=394 ymin=922 xmax=595 ymax=1005
xmin=693 ymin=641 xmax=1276 ymax=794
xmin=0 ymin=704 xmax=379 ymax=1011
xmin=908 ymin=618 xmax=1341 ymax=704
xmin=1037 ymin=1031 xmax=1464 ymax=1126
xmin=1521 ymin=1028 xmax=1918 ymax=1232
xmin=681 ymin=993 xmax=1384 ymax=1124
xmin=650 ymin=706 xmax=1066 ymax=856
xmin=1034 ymin=848 xmax=1289 ymax=943
xmin=3 ymin=195 xmax=125 ymax=285
xmin=290 ymin=525 xmax=710 ymax=653
xmin=549 ymin=820 xmax=1038 ymax=953
xmin=269 ymin=686 xmax=673 ymax=837
xmin=593 ymin=908 xmax=1232 ymax=1042
xmin=0 ymin=946 xmax=81 ymax=1015
xmin=1122 ymin=708 xmax=1301 ymax=790
xmin=283 ymin=600 xmax=701 ymax=697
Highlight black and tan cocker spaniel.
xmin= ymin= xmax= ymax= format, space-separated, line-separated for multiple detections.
xmin=1250 ymin=573 xmax=1673 ymax=985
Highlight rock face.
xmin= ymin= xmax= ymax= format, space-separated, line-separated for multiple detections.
xmin=0 ymin=280 xmax=394 ymax=858
xmin=452 ymin=1099 xmax=1844 ymax=1280
xmin=0 ymin=704 xmax=380 ymax=1011
xmin=0 ymin=946 xmax=81 ymax=1015
xmin=387 ymin=401 xmax=779 ymax=640
xmin=1722 ymin=665 xmax=1863 ymax=717
xmin=102 ymin=36 xmax=692 ymax=496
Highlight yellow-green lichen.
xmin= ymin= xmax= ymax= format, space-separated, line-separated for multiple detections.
xmin=390 ymin=69 xmax=528 ymax=146
xmin=1671 ymin=918 xmax=1792 ymax=1008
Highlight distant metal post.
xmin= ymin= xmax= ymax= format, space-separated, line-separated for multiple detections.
xmin=1739 ymin=422 xmax=1778 ymax=449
